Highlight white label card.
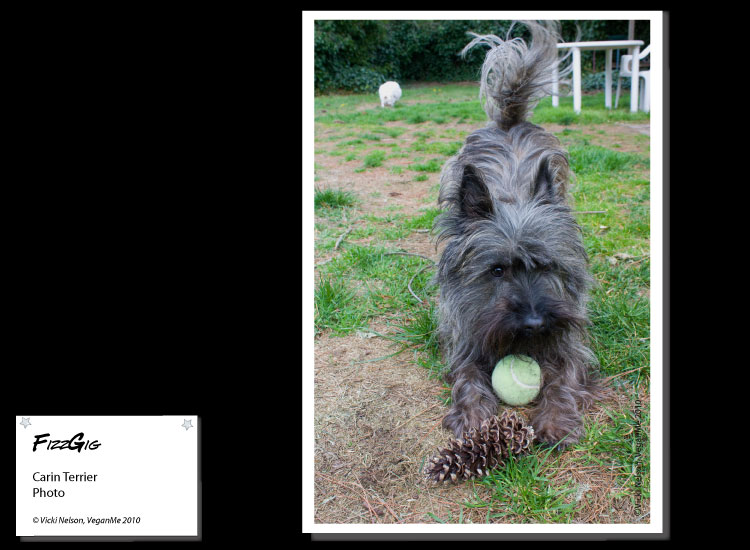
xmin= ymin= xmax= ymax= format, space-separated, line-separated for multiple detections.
xmin=16 ymin=415 xmax=199 ymax=537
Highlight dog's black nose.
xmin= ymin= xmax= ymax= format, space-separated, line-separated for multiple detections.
xmin=523 ymin=315 xmax=545 ymax=333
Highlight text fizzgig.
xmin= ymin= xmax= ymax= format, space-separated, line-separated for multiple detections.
xmin=29 ymin=432 xmax=101 ymax=497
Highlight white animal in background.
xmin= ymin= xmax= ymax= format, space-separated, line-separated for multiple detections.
xmin=378 ymin=81 xmax=402 ymax=108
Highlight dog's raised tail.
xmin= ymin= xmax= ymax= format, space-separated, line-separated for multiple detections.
xmin=462 ymin=20 xmax=564 ymax=131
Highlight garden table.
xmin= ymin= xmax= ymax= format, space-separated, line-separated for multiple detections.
xmin=552 ymin=40 xmax=645 ymax=114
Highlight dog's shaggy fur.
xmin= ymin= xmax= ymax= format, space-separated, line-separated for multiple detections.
xmin=433 ymin=21 xmax=601 ymax=448
xmin=379 ymin=81 xmax=402 ymax=108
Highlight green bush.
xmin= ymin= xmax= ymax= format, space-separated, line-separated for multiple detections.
xmin=314 ymin=20 xmax=650 ymax=94
xmin=371 ymin=20 xmax=512 ymax=83
xmin=314 ymin=20 xmax=387 ymax=93
xmin=582 ymin=70 xmax=631 ymax=91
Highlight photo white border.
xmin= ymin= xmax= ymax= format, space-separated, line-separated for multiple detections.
xmin=303 ymin=10 xmax=664 ymax=535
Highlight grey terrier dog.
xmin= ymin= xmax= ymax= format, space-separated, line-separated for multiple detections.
xmin=433 ymin=21 xmax=601 ymax=448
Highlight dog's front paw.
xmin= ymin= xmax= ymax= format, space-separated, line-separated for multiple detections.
xmin=531 ymin=416 xmax=582 ymax=450
xmin=442 ymin=406 xmax=492 ymax=438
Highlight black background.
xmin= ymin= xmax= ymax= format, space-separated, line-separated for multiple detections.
xmin=7 ymin=6 xmax=738 ymax=544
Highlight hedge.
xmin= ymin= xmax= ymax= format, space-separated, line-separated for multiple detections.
xmin=314 ymin=20 xmax=650 ymax=94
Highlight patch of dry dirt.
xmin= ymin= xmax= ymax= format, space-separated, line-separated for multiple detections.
xmin=314 ymin=321 xmax=462 ymax=524
xmin=315 ymin=134 xmax=452 ymax=221
xmin=546 ymin=123 xmax=650 ymax=155
xmin=327 ymin=159 xmax=433 ymax=217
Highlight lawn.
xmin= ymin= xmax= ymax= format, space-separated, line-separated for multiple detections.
xmin=312 ymin=82 xmax=651 ymax=525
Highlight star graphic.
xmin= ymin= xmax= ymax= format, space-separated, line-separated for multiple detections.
xmin=182 ymin=419 xmax=193 ymax=431
xmin=20 ymin=417 xmax=31 ymax=429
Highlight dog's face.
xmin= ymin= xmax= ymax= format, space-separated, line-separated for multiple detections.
xmin=436 ymin=152 xmax=591 ymax=360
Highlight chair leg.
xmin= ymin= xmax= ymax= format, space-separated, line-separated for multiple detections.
xmin=639 ymin=86 xmax=645 ymax=113
xmin=615 ymin=77 xmax=621 ymax=109
xmin=641 ymin=75 xmax=650 ymax=113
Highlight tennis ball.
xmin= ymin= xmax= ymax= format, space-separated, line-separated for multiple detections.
xmin=491 ymin=355 xmax=541 ymax=406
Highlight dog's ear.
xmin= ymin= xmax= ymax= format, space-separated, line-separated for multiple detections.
xmin=532 ymin=153 xmax=567 ymax=203
xmin=459 ymin=165 xmax=493 ymax=219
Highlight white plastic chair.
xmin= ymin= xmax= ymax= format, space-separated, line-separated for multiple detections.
xmin=615 ymin=45 xmax=651 ymax=112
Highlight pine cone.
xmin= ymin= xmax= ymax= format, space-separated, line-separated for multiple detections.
xmin=425 ymin=410 xmax=535 ymax=483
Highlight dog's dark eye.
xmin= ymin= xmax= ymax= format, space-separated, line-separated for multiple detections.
xmin=490 ymin=265 xmax=504 ymax=277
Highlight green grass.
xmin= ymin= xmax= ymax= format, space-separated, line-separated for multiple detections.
xmin=402 ymin=207 xmax=440 ymax=230
xmin=576 ymin=402 xmax=651 ymax=500
xmin=464 ymin=450 xmax=577 ymax=523
xmin=410 ymin=140 xmax=463 ymax=156
xmin=569 ymin=145 xmax=647 ymax=175
xmin=566 ymin=147 xmax=650 ymax=386
xmin=315 ymin=85 xmax=649 ymax=127
xmin=316 ymin=100 xmax=485 ymax=126
xmin=314 ymin=187 xmax=357 ymax=210
xmin=362 ymin=150 xmax=386 ymax=168
xmin=316 ymin=241 xmax=438 ymax=335
xmin=589 ymin=289 xmax=650 ymax=382
xmin=372 ymin=126 xmax=406 ymax=138
xmin=413 ymin=130 xmax=435 ymax=139
xmin=314 ymin=275 xmax=361 ymax=335
xmin=390 ymin=302 xmax=448 ymax=387
xmin=410 ymin=158 xmax=443 ymax=172
xmin=339 ymin=138 xmax=363 ymax=146
xmin=532 ymin=94 xmax=650 ymax=125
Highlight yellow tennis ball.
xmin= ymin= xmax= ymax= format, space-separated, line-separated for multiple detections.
xmin=491 ymin=355 xmax=541 ymax=406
